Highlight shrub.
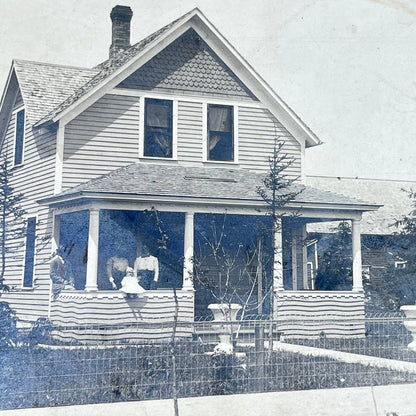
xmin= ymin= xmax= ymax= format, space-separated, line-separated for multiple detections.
xmin=28 ymin=318 xmax=53 ymax=347
xmin=0 ymin=301 xmax=17 ymax=348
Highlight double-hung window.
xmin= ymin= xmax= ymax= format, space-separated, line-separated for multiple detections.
xmin=14 ymin=108 xmax=25 ymax=166
xmin=22 ymin=217 xmax=36 ymax=288
xmin=144 ymin=98 xmax=173 ymax=158
xmin=207 ymin=104 xmax=234 ymax=162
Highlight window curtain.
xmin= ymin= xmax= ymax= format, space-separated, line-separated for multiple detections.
xmin=208 ymin=106 xmax=231 ymax=152
xmin=146 ymin=103 xmax=169 ymax=128
xmin=208 ymin=106 xmax=231 ymax=132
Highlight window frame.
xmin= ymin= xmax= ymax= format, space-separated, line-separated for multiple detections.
xmin=21 ymin=216 xmax=37 ymax=289
xmin=139 ymin=97 xmax=177 ymax=160
xmin=203 ymin=103 xmax=238 ymax=163
xmin=12 ymin=106 xmax=25 ymax=167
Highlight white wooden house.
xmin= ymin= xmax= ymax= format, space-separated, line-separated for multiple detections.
xmin=0 ymin=6 xmax=380 ymax=340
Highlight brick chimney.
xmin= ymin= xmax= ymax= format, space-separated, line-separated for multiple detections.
xmin=109 ymin=5 xmax=133 ymax=59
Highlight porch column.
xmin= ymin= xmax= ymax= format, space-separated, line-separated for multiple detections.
xmin=352 ymin=218 xmax=363 ymax=291
xmin=291 ymin=231 xmax=298 ymax=289
xmin=85 ymin=208 xmax=100 ymax=291
xmin=302 ymin=225 xmax=309 ymax=290
xmin=273 ymin=220 xmax=284 ymax=291
xmin=51 ymin=213 xmax=60 ymax=254
xmin=182 ymin=212 xmax=194 ymax=291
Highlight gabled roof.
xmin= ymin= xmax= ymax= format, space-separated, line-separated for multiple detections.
xmin=33 ymin=10 xmax=187 ymax=127
xmin=0 ymin=60 xmax=98 ymax=139
xmin=27 ymin=8 xmax=321 ymax=148
xmin=306 ymin=175 xmax=416 ymax=234
xmin=13 ymin=60 xmax=98 ymax=125
xmin=40 ymin=162 xmax=379 ymax=213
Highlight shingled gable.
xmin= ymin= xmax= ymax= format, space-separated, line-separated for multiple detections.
xmin=39 ymin=162 xmax=380 ymax=212
xmin=33 ymin=8 xmax=321 ymax=148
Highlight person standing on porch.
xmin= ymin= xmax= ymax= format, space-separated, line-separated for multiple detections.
xmin=49 ymin=247 xmax=75 ymax=299
xmin=133 ymin=246 xmax=159 ymax=290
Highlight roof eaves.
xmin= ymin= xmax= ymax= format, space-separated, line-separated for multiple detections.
xmin=292 ymin=200 xmax=382 ymax=212
xmin=0 ymin=62 xmax=16 ymax=115
xmin=188 ymin=10 xmax=322 ymax=148
xmin=0 ymin=64 xmax=19 ymax=146
xmin=39 ymin=189 xmax=382 ymax=214
xmin=38 ymin=190 xmax=265 ymax=209
xmin=32 ymin=8 xmax=322 ymax=149
xmin=34 ymin=9 xmax=200 ymax=128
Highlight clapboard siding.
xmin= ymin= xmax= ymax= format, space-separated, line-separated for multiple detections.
xmin=63 ymin=93 xmax=303 ymax=190
xmin=275 ymin=291 xmax=365 ymax=338
xmin=63 ymin=94 xmax=140 ymax=190
xmin=0 ymin=109 xmax=56 ymax=322
xmin=239 ymin=106 xmax=301 ymax=177
xmin=177 ymin=101 xmax=203 ymax=161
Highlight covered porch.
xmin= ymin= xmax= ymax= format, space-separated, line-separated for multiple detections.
xmin=40 ymin=163 xmax=380 ymax=341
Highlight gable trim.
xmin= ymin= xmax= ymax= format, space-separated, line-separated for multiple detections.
xmin=0 ymin=66 xmax=20 ymax=150
xmin=57 ymin=21 xmax=194 ymax=127
xmin=38 ymin=9 xmax=321 ymax=148
xmin=192 ymin=13 xmax=320 ymax=148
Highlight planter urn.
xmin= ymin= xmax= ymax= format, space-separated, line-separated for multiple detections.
xmin=401 ymin=305 xmax=416 ymax=351
xmin=208 ymin=303 xmax=242 ymax=351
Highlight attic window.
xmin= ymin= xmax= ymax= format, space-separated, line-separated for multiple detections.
xmin=14 ymin=108 xmax=25 ymax=166
xmin=144 ymin=98 xmax=173 ymax=158
xmin=207 ymin=104 xmax=234 ymax=161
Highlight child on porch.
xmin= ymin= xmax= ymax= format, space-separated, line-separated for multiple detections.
xmin=120 ymin=267 xmax=144 ymax=295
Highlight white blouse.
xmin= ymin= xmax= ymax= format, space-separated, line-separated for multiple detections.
xmin=133 ymin=255 xmax=159 ymax=282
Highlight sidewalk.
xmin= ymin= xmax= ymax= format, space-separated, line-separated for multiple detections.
xmin=1 ymin=383 xmax=415 ymax=416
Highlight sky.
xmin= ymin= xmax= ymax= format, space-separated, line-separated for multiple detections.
xmin=1 ymin=0 xmax=416 ymax=181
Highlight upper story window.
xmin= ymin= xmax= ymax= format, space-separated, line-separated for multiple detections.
xmin=14 ymin=108 xmax=25 ymax=166
xmin=144 ymin=98 xmax=173 ymax=158
xmin=207 ymin=104 xmax=234 ymax=162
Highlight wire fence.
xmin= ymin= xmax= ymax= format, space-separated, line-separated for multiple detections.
xmin=1 ymin=313 xmax=416 ymax=410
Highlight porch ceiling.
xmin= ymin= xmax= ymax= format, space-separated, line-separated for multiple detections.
xmin=39 ymin=162 xmax=381 ymax=214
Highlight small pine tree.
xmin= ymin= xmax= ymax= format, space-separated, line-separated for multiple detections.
xmin=256 ymin=136 xmax=302 ymax=352
xmin=0 ymin=156 xmax=26 ymax=291
xmin=256 ymin=138 xmax=302 ymax=291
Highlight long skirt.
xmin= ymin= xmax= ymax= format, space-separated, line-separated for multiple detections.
xmin=138 ymin=270 xmax=156 ymax=290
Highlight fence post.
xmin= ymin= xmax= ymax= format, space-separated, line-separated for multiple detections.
xmin=255 ymin=323 xmax=265 ymax=391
